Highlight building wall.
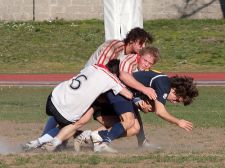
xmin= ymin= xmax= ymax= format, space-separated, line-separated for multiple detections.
xmin=0 ymin=0 xmax=224 ymax=21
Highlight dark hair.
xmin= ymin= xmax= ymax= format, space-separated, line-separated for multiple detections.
xmin=124 ymin=27 xmax=153 ymax=45
xmin=106 ymin=59 xmax=120 ymax=77
xmin=170 ymin=76 xmax=199 ymax=106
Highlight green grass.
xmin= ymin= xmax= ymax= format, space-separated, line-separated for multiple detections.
xmin=0 ymin=86 xmax=225 ymax=167
xmin=0 ymin=86 xmax=51 ymax=122
xmin=0 ymin=86 xmax=224 ymax=128
xmin=0 ymin=19 xmax=224 ymax=73
xmin=1 ymin=152 xmax=225 ymax=168
xmin=142 ymin=86 xmax=225 ymax=128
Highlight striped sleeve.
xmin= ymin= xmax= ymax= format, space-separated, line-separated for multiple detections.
xmin=120 ymin=54 xmax=138 ymax=74
xmin=97 ymin=40 xmax=125 ymax=65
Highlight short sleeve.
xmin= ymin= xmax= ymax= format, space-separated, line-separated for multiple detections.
xmin=151 ymin=77 xmax=171 ymax=105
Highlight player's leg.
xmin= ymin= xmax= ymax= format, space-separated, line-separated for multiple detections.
xmin=42 ymin=116 xmax=58 ymax=135
xmin=95 ymin=102 xmax=136 ymax=143
xmin=43 ymin=107 xmax=94 ymax=152
xmin=91 ymin=93 xmax=136 ymax=153
xmin=99 ymin=92 xmax=136 ymax=138
xmin=40 ymin=94 xmax=74 ymax=151
xmin=134 ymin=109 xmax=147 ymax=146
xmin=23 ymin=122 xmax=60 ymax=151
xmin=55 ymin=107 xmax=94 ymax=142
xmin=74 ymin=102 xmax=119 ymax=152
xmin=23 ymin=94 xmax=60 ymax=151
xmin=134 ymin=109 xmax=162 ymax=149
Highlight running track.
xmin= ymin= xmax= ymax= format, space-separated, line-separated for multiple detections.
xmin=0 ymin=72 xmax=225 ymax=86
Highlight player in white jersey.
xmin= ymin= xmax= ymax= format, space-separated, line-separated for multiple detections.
xmin=51 ymin=64 xmax=126 ymax=123
xmin=23 ymin=60 xmax=133 ymax=151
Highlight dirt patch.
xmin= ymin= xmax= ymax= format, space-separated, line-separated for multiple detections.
xmin=0 ymin=121 xmax=225 ymax=155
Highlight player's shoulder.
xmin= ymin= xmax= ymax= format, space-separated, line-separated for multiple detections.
xmin=120 ymin=54 xmax=138 ymax=62
xmin=105 ymin=39 xmax=123 ymax=46
xmin=149 ymin=70 xmax=170 ymax=89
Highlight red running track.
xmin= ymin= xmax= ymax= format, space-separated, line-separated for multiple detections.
xmin=0 ymin=72 xmax=224 ymax=86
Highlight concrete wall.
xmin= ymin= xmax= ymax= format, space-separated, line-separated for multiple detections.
xmin=0 ymin=0 xmax=224 ymax=21
xmin=143 ymin=0 xmax=225 ymax=19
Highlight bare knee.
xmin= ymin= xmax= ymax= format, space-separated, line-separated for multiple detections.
xmin=121 ymin=112 xmax=135 ymax=130
xmin=128 ymin=120 xmax=140 ymax=136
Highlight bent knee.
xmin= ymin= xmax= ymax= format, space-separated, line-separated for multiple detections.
xmin=122 ymin=112 xmax=135 ymax=130
xmin=133 ymin=122 xmax=140 ymax=135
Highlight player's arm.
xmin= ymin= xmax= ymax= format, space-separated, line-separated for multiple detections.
xmin=120 ymin=71 xmax=157 ymax=100
xmin=55 ymin=107 xmax=94 ymax=141
xmin=119 ymin=87 xmax=133 ymax=100
xmin=133 ymin=97 xmax=154 ymax=113
xmin=154 ymin=100 xmax=193 ymax=131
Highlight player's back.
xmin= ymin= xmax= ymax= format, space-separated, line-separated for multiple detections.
xmin=133 ymin=70 xmax=165 ymax=86
xmin=85 ymin=40 xmax=125 ymax=67
xmin=51 ymin=65 xmax=122 ymax=122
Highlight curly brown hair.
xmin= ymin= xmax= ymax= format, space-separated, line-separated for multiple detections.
xmin=124 ymin=27 xmax=153 ymax=45
xmin=170 ymin=76 xmax=199 ymax=106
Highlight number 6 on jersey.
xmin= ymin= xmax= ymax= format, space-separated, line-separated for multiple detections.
xmin=70 ymin=75 xmax=87 ymax=90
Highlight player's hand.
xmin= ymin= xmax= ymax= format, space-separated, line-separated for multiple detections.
xmin=143 ymin=87 xmax=157 ymax=100
xmin=137 ymin=100 xmax=154 ymax=113
xmin=178 ymin=119 xmax=193 ymax=131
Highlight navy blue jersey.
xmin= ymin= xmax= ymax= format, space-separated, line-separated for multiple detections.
xmin=133 ymin=70 xmax=171 ymax=105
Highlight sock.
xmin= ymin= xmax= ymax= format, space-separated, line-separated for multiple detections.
xmin=30 ymin=139 xmax=41 ymax=147
xmin=38 ymin=127 xmax=60 ymax=144
xmin=137 ymin=125 xmax=146 ymax=146
xmin=42 ymin=116 xmax=58 ymax=135
xmin=98 ymin=123 xmax=125 ymax=142
xmin=51 ymin=137 xmax=62 ymax=147
xmin=134 ymin=109 xmax=146 ymax=146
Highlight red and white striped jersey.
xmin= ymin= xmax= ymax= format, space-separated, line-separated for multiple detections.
xmin=51 ymin=65 xmax=124 ymax=122
xmin=119 ymin=54 xmax=141 ymax=74
xmin=85 ymin=40 xmax=125 ymax=67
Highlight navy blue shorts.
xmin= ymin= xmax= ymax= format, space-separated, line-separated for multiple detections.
xmin=92 ymin=101 xmax=116 ymax=120
xmin=106 ymin=91 xmax=136 ymax=115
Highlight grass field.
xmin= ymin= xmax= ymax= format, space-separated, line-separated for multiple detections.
xmin=0 ymin=19 xmax=225 ymax=73
xmin=0 ymin=86 xmax=225 ymax=167
xmin=0 ymin=86 xmax=225 ymax=127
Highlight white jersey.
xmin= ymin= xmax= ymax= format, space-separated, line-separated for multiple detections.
xmin=51 ymin=65 xmax=124 ymax=122
xmin=85 ymin=40 xmax=125 ymax=67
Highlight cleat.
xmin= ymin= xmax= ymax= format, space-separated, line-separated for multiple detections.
xmin=90 ymin=131 xmax=103 ymax=143
xmin=90 ymin=131 xmax=117 ymax=153
xmin=41 ymin=142 xmax=57 ymax=152
xmin=57 ymin=140 xmax=68 ymax=151
xmin=22 ymin=140 xmax=41 ymax=151
xmin=140 ymin=139 xmax=162 ymax=150
xmin=73 ymin=130 xmax=91 ymax=152
xmin=93 ymin=142 xmax=118 ymax=153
